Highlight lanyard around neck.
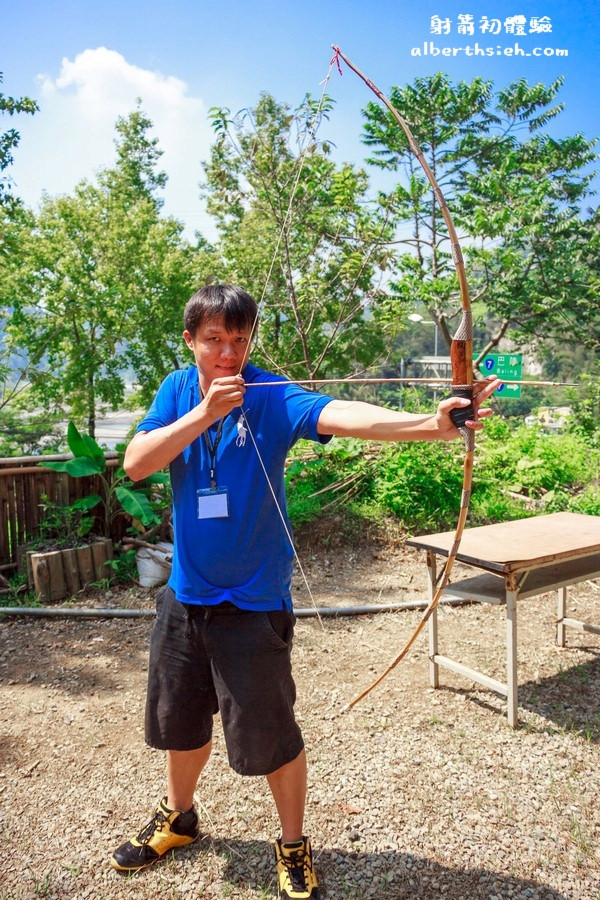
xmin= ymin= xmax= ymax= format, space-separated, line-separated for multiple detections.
xmin=203 ymin=418 xmax=224 ymax=490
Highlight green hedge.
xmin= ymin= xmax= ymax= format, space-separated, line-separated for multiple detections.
xmin=285 ymin=418 xmax=600 ymax=535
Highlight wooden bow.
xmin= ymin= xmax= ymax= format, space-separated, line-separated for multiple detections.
xmin=330 ymin=46 xmax=476 ymax=709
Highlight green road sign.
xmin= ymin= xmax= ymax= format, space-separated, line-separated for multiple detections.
xmin=477 ymin=353 xmax=522 ymax=399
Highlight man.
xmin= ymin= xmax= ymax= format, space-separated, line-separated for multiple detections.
xmin=110 ymin=284 xmax=499 ymax=899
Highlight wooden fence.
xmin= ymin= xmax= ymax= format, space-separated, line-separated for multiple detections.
xmin=0 ymin=453 xmax=121 ymax=574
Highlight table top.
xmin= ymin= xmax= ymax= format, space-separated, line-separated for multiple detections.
xmin=405 ymin=512 xmax=600 ymax=574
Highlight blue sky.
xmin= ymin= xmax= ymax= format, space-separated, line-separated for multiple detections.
xmin=4 ymin=0 xmax=599 ymax=238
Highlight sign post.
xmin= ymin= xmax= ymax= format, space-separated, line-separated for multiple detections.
xmin=477 ymin=354 xmax=522 ymax=398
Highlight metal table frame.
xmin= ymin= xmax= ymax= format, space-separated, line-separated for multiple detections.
xmin=407 ymin=513 xmax=600 ymax=727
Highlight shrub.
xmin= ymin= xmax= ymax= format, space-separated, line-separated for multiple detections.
xmin=285 ymin=416 xmax=599 ymax=537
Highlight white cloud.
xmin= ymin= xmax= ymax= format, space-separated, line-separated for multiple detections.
xmin=10 ymin=47 xmax=215 ymax=239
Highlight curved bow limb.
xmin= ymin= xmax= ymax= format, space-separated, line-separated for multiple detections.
xmin=330 ymin=46 xmax=477 ymax=709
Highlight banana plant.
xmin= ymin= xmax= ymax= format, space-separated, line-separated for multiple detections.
xmin=41 ymin=422 xmax=169 ymax=536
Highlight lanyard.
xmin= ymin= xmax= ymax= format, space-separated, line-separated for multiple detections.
xmin=203 ymin=418 xmax=224 ymax=490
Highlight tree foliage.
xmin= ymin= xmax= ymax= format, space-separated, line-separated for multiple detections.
xmin=202 ymin=93 xmax=401 ymax=381
xmin=360 ymin=72 xmax=599 ymax=368
xmin=0 ymin=73 xmax=39 ymax=426
xmin=5 ymin=106 xmax=201 ymax=436
xmin=0 ymin=72 xmax=38 ymax=209
xmin=1 ymin=70 xmax=599 ymax=480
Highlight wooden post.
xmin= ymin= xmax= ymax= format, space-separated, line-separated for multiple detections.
xmin=25 ymin=550 xmax=35 ymax=590
xmin=62 ymin=549 xmax=82 ymax=596
xmin=30 ymin=553 xmax=50 ymax=602
xmin=31 ymin=552 xmax=68 ymax=602
xmin=47 ymin=550 xmax=67 ymax=601
xmin=91 ymin=538 xmax=113 ymax=581
xmin=76 ymin=546 xmax=95 ymax=586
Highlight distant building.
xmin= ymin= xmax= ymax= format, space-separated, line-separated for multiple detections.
xmin=525 ymin=406 xmax=572 ymax=432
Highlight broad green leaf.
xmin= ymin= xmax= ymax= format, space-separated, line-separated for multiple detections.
xmin=67 ymin=422 xmax=106 ymax=471
xmin=143 ymin=472 xmax=170 ymax=485
xmin=115 ymin=485 xmax=156 ymax=526
xmin=70 ymin=494 xmax=102 ymax=510
xmin=114 ymin=468 xmax=168 ymax=486
xmin=67 ymin=421 xmax=89 ymax=457
xmin=42 ymin=457 xmax=103 ymax=476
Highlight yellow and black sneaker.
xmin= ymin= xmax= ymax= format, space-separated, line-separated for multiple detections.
xmin=110 ymin=797 xmax=199 ymax=871
xmin=275 ymin=836 xmax=320 ymax=899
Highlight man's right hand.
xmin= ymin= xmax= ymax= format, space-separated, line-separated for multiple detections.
xmin=200 ymin=375 xmax=246 ymax=423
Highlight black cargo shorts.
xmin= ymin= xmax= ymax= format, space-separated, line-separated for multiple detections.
xmin=144 ymin=585 xmax=304 ymax=776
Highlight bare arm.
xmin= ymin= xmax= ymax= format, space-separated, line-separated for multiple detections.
xmin=124 ymin=375 xmax=246 ymax=482
xmin=317 ymin=378 xmax=501 ymax=441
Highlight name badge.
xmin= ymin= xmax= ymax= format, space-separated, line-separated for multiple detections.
xmin=197 ymin=487 xmax=230 ymax=519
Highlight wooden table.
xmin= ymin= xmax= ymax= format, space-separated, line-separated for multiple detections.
xmin=406 ymin=512 xmax=600 ymax=727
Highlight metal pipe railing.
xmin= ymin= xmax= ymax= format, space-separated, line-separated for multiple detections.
xmin=0 ymin=597 xmax=469 ymax=620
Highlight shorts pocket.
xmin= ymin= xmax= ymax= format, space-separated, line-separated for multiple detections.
xmin=154 ymin=584 xmax=181 ymax=625
xmin=265 ymin=609 xmax=295 ymax=648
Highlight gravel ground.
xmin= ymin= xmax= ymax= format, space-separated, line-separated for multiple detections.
xmin=1 ymin=540 xmax=599 ymax=899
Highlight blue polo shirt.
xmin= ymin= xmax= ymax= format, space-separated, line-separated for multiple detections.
xmin=137 ymin=364 xmax=333 ymax=610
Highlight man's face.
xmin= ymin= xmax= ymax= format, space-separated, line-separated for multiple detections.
xmin=183 ymin=316 xmax=252 ymax=388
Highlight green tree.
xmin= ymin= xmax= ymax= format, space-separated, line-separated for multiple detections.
xmin=93 ymin=105 xmax=209 ymax=405
xmin=0 ymin=72 xmax=38 ymax=209
xmin=6 ymin=106 xmax=199 ymax=438
xmin=361 ymin=72 xmax=498 ymax=356
xmin=360 ymin=72 xmax=598 ymax=371
xmin=202 ymin=93 xmax=400 ymax=381
xmin=0 ymin=74 xmax=38 ymax=431
xmin=460 ymin=80 xmax=598 ymax=357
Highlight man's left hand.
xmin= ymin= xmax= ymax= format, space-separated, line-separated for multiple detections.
xmin=435 ymin=377 xmax=502 ymax=440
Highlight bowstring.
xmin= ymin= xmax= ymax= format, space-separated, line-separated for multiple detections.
xmin=237 ymin=57 xmax=340 ymax=627
xmin=244 ymin=422 xmax=323 ymax=627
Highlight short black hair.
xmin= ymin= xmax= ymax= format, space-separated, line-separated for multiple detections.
xmin=184 ymin=284 xmax=258 ymax=337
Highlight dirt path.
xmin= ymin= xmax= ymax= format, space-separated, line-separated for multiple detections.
xmin=1 ymin=541 xmax=599 ymax=898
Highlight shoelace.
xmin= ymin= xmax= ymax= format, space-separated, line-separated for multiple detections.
xmin=281 ymin=849 xmax=311 ymax=891
xmin=137 ymin=810 xmax=167 ymax=844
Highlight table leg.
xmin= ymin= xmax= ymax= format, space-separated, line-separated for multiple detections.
xmin=427 ymin=551 xmax=439 ymax=688
xmin=506 ymin=587 xmax=518 ymax=727
xmin=556 ymin=586 xmax=567 ymax=647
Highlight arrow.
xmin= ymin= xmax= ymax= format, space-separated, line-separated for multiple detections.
xmin=245 ymin=377 xmax=577 ymax=388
